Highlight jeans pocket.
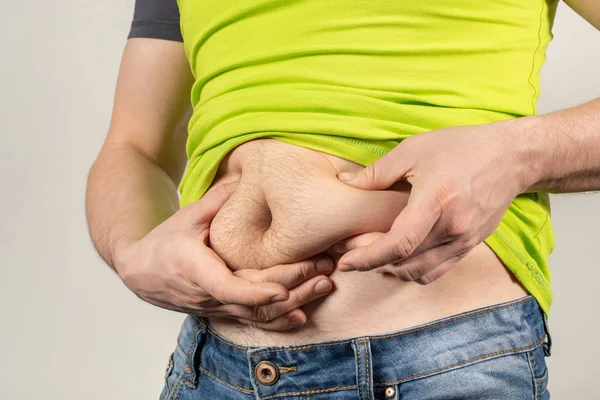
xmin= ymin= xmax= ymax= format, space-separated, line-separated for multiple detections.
xmin=526 ymin=345 xmax=550 ymax=398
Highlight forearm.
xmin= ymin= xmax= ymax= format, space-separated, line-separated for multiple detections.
xmin=518 ymin=98 xmax=600 ymax=194
xmin=85 ymin=141 xmax=180 ymax=273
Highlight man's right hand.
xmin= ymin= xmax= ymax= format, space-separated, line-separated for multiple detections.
xmin=115 ymin=181 xmax=335 ymax=331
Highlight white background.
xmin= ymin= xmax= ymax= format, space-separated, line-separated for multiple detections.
xmin=0 ymin=1 xmax=598 ymax=398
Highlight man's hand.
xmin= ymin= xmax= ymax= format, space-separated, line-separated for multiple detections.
xmin=116 ymin=182 xmax=334 ymax=331
xmin=335 ymin=119 xmax=534 ymax=284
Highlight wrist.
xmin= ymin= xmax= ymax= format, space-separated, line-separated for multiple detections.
xmin=503 ymin=115 xmax=551 ymax=194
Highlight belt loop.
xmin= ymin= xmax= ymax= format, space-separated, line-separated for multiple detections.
xmin=352 ymin=338 xmax=375 ymax=400
xmin=197 ymin=316 xmax=208 ymax=333
xmin=541 ymin=312 xmax=552 ymax=357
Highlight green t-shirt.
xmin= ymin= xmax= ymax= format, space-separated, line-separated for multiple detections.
xmin=176 ymin=0 xmax=558 ymax=315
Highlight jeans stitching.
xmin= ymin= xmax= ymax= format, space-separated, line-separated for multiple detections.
xmin=531 ymin=349 xmax=539 ymax=398
xmin=355 ymin=341 xmax=363 ymax=400
xmin=526 ymin=350 xmax=538 ymax=400
xmin=197 ymin=365 xmax=255 ymax=393
xmin=168 ymin=372 xmax=186 ymax=400
xmin=172 ymin=382 xmax=183 ymax=400
xmin=375 ymin=336 xmax=546 ymax=386
xmin=168 ymin=324 xmax=203 ymax=397
xmin=529 ymin=346 xmax=548 ymax=394
xmin=363 ymin=340 xmax=371 ymax=400
xmin=163 ymin=353 xmax=175 ymax=394
xmin=261 ymin=385 xmax=357 ymax=399
xmin=177 ymin=341 xmax=188 ymax=355
xmin=278 ymin=366 xmax=297 ymax=374
xmin=164 ymin=349 xmax=190 ymax=400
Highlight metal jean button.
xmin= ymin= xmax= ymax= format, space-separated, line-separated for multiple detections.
xmin=254 ymin=360 xmax=279 ymax=385
xmin=385 ymin=386 xmax=396 ymax=398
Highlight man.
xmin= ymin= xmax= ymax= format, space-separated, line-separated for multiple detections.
xmin=86 ymin=0 xmax=600 ymax=398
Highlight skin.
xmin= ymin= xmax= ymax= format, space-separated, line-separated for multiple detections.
xmin=336 ymin=0 xmax=600 ymax=283
xmin=85 ymin=39 xmax=335 ymax=331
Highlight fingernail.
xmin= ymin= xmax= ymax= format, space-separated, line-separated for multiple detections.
xmin=338 ymin=255 xmax=356 ymax=271
xmin=332 ymin=242 xmax=346 ymax=253
xmin=338 ymin=263 xmax=355 ymax=272
xmin=271 ymin=293 xmax=288 ymax=303
xmin=316 ymin=258 xmax=334 ymax=273
xmin=338 ymin=172 xmax=355 ymax=182
xmin=290 ymin=316 xmax=305 ymax=326
xmin=313 ymin=279 xmax=333 ymax=294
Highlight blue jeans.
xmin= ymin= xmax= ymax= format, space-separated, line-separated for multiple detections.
xmin=160 ymin=296 xmax=551 ymax=399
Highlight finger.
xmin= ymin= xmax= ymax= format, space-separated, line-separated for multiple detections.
xmin=236 ymin=309 xmax=308 ymax=331
xmin=139 ymin=296 xmax=188 ymax=314
xmin=253 ymin=276 xmax=333 ymax=321
xmin=337 ymin=141 xmax=415 ymax=190
xmin=189 ymin=244 xmax=289 ymax=307
xmin=143 ymin=295 xmax=224 ymax=318
xmin=415 ymin=249 xmax=471 ymax=285
xmin=224 ymin=276 xmax=332 ymax=325
xmin=385 ymin=242 xmax=462 ymax=282
xmin=338 ymin=189 xmax=441 ymax=271
xmin=234 ymin=256 xmax=334 ymax=289
xmin=332 ymin=232 xmax=385 ymax=254
xmin=181 ymin=181 xmax=238 ymax=229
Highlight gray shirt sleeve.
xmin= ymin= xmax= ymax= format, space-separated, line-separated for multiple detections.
xmin=128 ymin=0 xmax=182 ymax=42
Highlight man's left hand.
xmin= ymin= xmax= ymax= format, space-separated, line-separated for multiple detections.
xmin=335 ymin=118 xmax=537 ymax=284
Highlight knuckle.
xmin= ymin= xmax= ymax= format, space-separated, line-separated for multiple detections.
xmin=416 ymin=274 xmax=435 ymax=285
xmin=349 ymin=255 xmax=375 ymax=271
xmin=392 ymin=238 xmax=415 ymax=260
xmin=236 ymin=307 xmax=255 ymax=321
xmin=297 ymin=261 xmax=315 ymax=282
xmin=393 ymin=266 xmax=421 ymax=282
xmin=364 ymin=165 xmax=377 ymax=185
xmin=243 ymin=318 xmax=260 ymax=329
xmin=209 ymin=283 xmax=228 ymax=304
xmin=345 ymin=237 xmax=358 ymax=250
xmin=445 ymin=215 xmax=471 ymax=238
xmin=245 ymin=271 xmax=263 ymax=284
xmin=252 ymin=307 xmax=273 ymax=323
xmin=290 ymin=288 xmax=310 ymax=306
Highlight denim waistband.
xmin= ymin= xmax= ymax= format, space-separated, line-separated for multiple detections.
xmin=181 ymin=296 xmax=549 ymax=399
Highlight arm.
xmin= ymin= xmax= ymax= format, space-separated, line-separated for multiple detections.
xmin=86 ymin=37 xmax=334 ymax=330
xmin=521 ymin=99 xmax=600 ymax=193
xmin=521 ymin=0 xmax=600 ymax=193
xmin=86 ymin=38 xmax=191 ymax=270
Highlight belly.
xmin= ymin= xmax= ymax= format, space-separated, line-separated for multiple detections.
xmin=206 ymin=139 xmax=528 ymax=346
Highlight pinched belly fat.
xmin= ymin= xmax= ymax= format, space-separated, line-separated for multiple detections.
xmin=205 ymin=139 xmax=529 ymax=345
xmin=209 ymin=140 xmax=410 ymax=271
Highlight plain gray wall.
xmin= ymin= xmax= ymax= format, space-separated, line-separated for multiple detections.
xmin=0 ymin=1 xmax=598 ymax=398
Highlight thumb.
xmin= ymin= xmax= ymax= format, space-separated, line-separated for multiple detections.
xmin=180 ymin=181 xmax=238 ymax=228
xmin=192 ymin=244 xmax=288 ymax=306
xmin=332 ymin=232 xmax=385 ymax=254
xmin=337 ymin=149 xmax=412 ymax=191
